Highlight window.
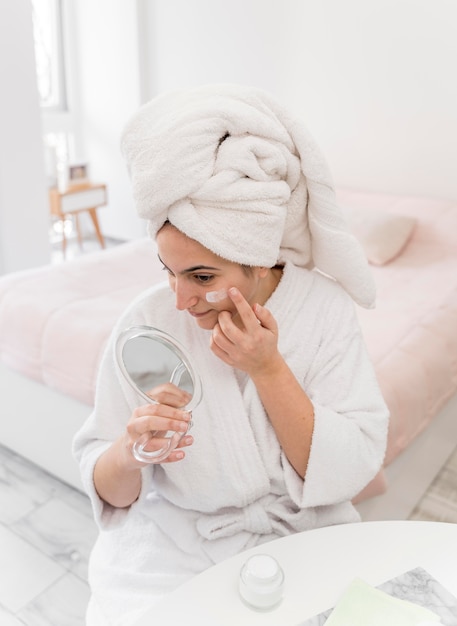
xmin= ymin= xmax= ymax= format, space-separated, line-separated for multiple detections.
xmin=31 ymin=0 xmax=67 ymax=110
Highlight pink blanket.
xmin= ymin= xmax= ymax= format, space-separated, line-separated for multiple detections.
xmin=0 ymin=239 xmax=162 ymax=406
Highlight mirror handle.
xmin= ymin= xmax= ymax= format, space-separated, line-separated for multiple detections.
xmin=132 ymin=431 xmax=182 ymax=464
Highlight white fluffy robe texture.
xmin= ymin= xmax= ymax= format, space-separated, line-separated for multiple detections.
xmin=121 ymin=83 xmax=375 ymax=308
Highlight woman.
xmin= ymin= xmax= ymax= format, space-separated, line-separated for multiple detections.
xmin=73 ymin=84 xmax=389 ymax=626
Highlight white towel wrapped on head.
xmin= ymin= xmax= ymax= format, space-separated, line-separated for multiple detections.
xmin=121 ymin=83 xmax=375 ymax=308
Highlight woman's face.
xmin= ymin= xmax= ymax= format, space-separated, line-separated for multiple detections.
xmin=156 ymin=223 xmax=267 ymax=330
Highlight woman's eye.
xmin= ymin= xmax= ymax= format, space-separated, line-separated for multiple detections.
xmin=194 ymin=274 xmax=213 ymax=284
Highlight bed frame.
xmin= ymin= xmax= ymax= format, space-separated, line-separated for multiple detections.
xmin=0 ymin=362 xmax=87 ymax=490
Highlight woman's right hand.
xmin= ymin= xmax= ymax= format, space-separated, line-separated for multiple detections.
xmin=94 ymin=384 xmax=194 ymax=508
xmin=125 ymin=402 xmax=193 ymax=466
xmin=124 ymin=382 xmax=194 ymax=467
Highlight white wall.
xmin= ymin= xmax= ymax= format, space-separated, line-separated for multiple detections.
xmin=277 ymin=0 xmax=457 ymax=199
xmin=151 ymin=0 xmax=288 ymax=96
xmin=0 ymin=0 xmax=50 ymax=274
xmin=70 ymin=0 xmax=147 ymax=240
xmin=146 ymin=0 xmax=457 ymax=201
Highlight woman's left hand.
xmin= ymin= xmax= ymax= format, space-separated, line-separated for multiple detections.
xmin=210 ymin=287 xmax=281 ymax=376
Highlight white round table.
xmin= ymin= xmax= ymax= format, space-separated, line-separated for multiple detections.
xmin=134 ymin=521 xmax=457 ymax=625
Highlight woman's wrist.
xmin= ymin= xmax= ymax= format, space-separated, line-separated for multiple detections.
xmin=94 ymin=437 xmax=143 ymax=508
xmin=249 ymin=352 xmax=287 ymax=385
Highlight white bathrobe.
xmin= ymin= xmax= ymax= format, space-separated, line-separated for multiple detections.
xmin=73 ymin=262 xmax=389 ymax=626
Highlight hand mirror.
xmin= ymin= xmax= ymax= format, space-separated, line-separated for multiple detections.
xmin=115 ymin=325 xmax=202 ymax=463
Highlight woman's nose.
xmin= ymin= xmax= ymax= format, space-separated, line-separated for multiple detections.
xmin=173 ymin=280 xmax=198 ymax=310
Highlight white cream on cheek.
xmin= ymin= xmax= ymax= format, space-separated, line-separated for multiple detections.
xmin=205 ymin=288 xmax=228 ymax=303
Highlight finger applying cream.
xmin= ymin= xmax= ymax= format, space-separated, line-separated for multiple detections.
xmin=205 ymin=288 xmax=228 ymax=303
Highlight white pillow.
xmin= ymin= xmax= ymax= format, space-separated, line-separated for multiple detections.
xmin=344 ymin=206 xmax=417 ymax=266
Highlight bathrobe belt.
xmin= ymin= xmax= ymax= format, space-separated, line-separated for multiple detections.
xmin=196 ymin=494 xmax=308 ymax=541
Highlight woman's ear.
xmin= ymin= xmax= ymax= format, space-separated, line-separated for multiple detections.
xmin=258 ymin=266 xmax=269 ymax=278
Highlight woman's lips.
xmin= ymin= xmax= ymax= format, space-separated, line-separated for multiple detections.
xmin=188 ymin=310 xmax=212 ymax=318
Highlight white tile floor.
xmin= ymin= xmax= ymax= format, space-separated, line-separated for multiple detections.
xmin=0 ymin=443 xmax=97 ymax=625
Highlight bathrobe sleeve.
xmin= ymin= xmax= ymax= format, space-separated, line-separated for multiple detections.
xmin=281 ymin=285 xmax=389 ymax=509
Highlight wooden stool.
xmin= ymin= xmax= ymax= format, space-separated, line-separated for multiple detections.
xmin=49 ymin=183 xmax=107 ymax=258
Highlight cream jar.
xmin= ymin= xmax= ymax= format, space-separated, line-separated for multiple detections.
xmin=238 ymin=554 xmax=285 ymax=611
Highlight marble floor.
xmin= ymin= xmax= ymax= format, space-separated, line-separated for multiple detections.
xmin=0 ymin=443 xmax=97 ymax=625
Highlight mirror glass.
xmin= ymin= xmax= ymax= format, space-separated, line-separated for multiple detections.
xmin=115 ymin=326 xmax=202 ymax=463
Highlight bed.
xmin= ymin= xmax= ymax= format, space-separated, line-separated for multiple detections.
xmin=0 ymin=188 xmax=456 ymax=520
